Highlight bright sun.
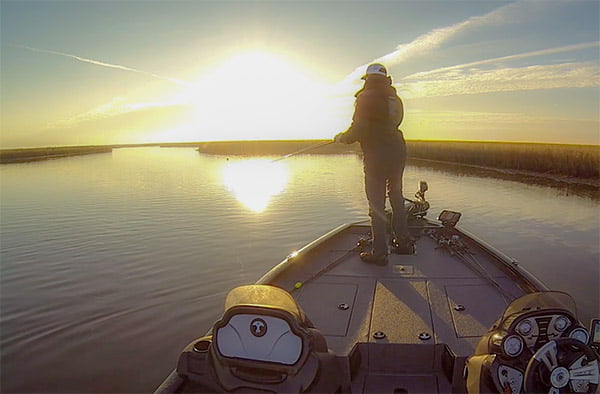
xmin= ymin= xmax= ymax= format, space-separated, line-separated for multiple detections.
xmin=166 ymin=50 xmax=350 ymax=142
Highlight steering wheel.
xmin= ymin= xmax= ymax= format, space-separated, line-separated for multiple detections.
xmin=524 ymin=338 xmax=599 ymax=393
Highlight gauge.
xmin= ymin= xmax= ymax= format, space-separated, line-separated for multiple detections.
xmin=569 ymin=327 xmax=589 ymax=344
xmin=517 ymin=319 xmax=533 ymax=336
xmin=502 ymin=335 xmax=524 ymax=357
xmin=554 ymin=316 xmax=569 ymax=332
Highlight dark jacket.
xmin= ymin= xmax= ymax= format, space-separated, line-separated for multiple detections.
xmin=338 ymin=77 xmax=406 ymax=168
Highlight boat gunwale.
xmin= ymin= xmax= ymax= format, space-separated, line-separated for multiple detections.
xmin=256 ymin=221 xmax=363 ymax=285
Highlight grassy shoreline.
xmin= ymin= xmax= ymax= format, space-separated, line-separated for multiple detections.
xmin=0 ymin=145 xmax=113 ymax=164
xmin=407 ymin=140 xmax=599 ymax=180
xmin=2 ymin=140 xmax=598 ymax=184
xmin=194 ymin=140 xmax=599 ymax=182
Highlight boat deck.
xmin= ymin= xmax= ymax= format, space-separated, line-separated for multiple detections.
xmin=156 ymin=219 xmax=546 ymax=394
xmin=262 ymin=223 xmax=531 ymax=393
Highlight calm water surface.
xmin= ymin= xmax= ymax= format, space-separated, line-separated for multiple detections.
xmin=1 ymin=148 xmax=598 ymax=393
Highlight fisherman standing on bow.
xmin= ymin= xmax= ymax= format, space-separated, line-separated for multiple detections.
xmin=334 ymin=63 xmax=413 ymax=265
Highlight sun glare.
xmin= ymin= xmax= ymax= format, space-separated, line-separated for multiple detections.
xmin=222 ymin=159 xmax=288 ymax=213
xmin=174 ymin=50 xmax=349 ymax=142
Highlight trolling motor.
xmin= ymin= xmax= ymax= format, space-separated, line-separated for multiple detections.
xmin=405 ymin=180 xmax=430 ymax=217
xmin=359 ymin=181 xmax=430 ymax=252
xmin=381 ymin=181 xmax=431 ymax=234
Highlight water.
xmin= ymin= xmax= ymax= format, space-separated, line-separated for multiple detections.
xmin=1 ymin=147 xmax=598 ymax=393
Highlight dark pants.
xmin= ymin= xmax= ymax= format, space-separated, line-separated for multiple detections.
xmin=364 ymin=160 xmax=408 ymax=256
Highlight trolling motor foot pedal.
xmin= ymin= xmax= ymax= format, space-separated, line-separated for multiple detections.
xmin=390 ymin=238 xmax=415 ymax=255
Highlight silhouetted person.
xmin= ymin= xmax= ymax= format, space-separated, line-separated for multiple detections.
xmin=334 ymin=63 xmax=412 ymax=265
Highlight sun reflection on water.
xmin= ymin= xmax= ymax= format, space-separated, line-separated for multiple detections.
xmin=222 ymin=159 xmax=288 ymax=213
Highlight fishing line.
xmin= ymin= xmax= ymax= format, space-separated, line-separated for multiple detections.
xmin=271 ymin=140 xmax=333 ymax=162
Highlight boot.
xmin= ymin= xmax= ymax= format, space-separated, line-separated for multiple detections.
xmin=359 ymin=251 xmax=388 ymax=266
xmin=356 ymin=236 xmax=372 ymax=249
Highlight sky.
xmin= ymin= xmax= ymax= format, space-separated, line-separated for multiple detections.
xmin=1 ymin=0 xmax=599 ymax=148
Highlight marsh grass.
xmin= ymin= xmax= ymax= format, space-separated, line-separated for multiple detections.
xmin=195 ymin=140 xmax=598 ymax=180
xmin=406 ymin=141 xmax=599 ymax=180
xmin=2 ymin=140 xmax=598 ymax=182
xmin=0 ymin=146 xmax=112 ymax=164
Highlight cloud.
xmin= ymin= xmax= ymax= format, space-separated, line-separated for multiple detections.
xmin=342 ymin=1 xmax=537 ymax=84
xmin=46 ymin=102 xmax=192 ymax=143
xmin=340 ymin=0 xmax=590 ymax=94
xmin=13 ymin=44 xmax=191 ymax=129
xmin=46 ymin=97 xmax=130 ymax=129
xmin=404 ymin=42 xmax=600 ymax=80
xmin=336 ymin=1 xmax=598 ymax=100
xmin=15 ymin=45 xmax=189 ymax=86
xmin=46 ymin=96 xmax=184 ymax=130
xmin=400 ymin=61 xmax=599 ymax=98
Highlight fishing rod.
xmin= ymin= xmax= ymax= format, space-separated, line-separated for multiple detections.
xmin=429 ymin=230 xmax=516 ymax=303
xmin=271 ymin=140 xmax=334 ymax=162
xmin=290 ymin=244 xmax=360 ymax=293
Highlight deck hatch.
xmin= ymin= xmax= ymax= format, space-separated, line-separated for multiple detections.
xmin=295 ymin=283 xmax=357 ymax=336
xmin=370 ymin=280 xmax=434 ymax=345
xmin=446 ymin=284 xmax=508 ymax=338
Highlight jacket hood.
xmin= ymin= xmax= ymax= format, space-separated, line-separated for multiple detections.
xmin=354 ymin=77 xmax=397 ymax=98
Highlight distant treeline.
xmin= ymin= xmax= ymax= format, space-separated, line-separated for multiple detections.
xmin=0 ymin=146 xmax=112 ymax=164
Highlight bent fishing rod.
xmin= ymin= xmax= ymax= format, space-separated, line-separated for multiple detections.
xmin=271 ymin=140 xmax=334 ymax=162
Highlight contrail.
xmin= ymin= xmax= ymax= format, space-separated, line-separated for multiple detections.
xmin=342 ymin=1 xmax=561 ymax=84
xmin=15 ymin=45 xmax=189 ymax=86
xmin=403 ymin=42 xmax=600 ymax=80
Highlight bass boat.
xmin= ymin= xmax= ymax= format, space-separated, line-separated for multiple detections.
xmin=155 ymin=182 xmax=600 ymax=393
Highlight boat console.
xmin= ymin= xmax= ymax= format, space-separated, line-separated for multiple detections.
xmin=465 ymin=291 xmax=599 ymax=394
xmin=172 ymin=287 xmax=598 ymax=393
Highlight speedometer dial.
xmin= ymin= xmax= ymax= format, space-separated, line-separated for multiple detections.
xmin=502 ymin=335 xmax=524 ymax=357
xmin=569 ymin=327 xmax=589 ymax=344
xmin=554 ymin=316 xmax=569 ymax=332
xmin=517 ymin=320 xmax=533 ymax=336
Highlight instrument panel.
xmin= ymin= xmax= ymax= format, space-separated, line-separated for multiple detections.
xmin=513 ymin=313 xmax=574 ymax=349
xmin=492 ymin=311 xmax=594 ymax=394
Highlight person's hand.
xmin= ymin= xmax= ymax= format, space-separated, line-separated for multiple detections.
xmin=333 ymin=133 xmax=344 ymax=143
